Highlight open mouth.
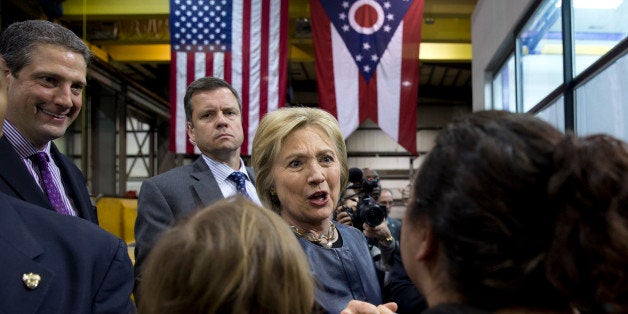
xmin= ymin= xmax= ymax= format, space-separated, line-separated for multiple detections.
xmin=308 ymin=191 xmax=329 ymax=205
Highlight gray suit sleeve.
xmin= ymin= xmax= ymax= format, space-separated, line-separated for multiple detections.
xmin=133 ymin=178 xmax=175 ymax=279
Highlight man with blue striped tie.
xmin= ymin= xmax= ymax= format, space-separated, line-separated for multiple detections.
xmin=133 ymin=77 xmax=261 ymax=300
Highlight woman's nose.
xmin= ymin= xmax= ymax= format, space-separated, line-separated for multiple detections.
xmin=308 ymin=163 xmax=326 ymax=185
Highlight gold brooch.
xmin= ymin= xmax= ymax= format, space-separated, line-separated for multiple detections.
xmin=22 ymin=273 xmax=41 ymax=290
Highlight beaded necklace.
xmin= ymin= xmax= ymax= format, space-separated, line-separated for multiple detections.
xmin=290 ymin=223 xmax=337 ymax=249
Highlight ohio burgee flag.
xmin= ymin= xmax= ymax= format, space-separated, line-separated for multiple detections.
xmin=310 ymin=0 xmax=423 ymax=155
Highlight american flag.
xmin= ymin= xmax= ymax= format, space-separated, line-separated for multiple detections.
xmin=311 ymin=0 xmax=423 ymax=155
xmin=169 ymin=0 xmax=289 ymax=155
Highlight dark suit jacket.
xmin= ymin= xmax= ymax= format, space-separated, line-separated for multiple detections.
xmin=133 ymin=157 xmax=256 ymax=280
xmin=0 ymin=192 xmax=135 ymax=313
xmin=384 ymin=241 xmax=427 ymax=314
xmin=0 ymin=137 xmax=98 ymax=224
xmin=387 ymin=217 xmax=402 ymax=241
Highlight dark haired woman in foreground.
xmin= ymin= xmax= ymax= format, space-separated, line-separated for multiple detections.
xmin=343 ymin=111 xmax=628 ymax=314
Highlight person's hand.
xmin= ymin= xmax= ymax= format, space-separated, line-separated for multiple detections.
xmin=341 ymin=300 xmax=397 ymax=314
xmin=362 ymin=219 xmax=393 ymax=244
xmin=335 ymin=205 xmax=354 ymax=226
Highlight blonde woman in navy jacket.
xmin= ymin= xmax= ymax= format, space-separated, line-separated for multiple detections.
xmin=252 ymin=107 xmax=382 ymax=313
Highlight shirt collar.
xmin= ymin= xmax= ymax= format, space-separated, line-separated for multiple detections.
xmin=201 ymin=154 xmax=249 ymax=182
xmin=2 ymin=120 xmax=52 ymax=158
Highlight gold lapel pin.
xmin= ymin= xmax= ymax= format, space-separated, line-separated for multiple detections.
xmin=22 ymin=273 xmax=41 ymax=290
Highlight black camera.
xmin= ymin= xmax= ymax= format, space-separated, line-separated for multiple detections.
xmin=341 ymin=168 xmax=387 ymax=230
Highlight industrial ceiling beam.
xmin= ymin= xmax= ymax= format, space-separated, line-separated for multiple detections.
xmin=62 ymin=0 xmax=473 ymax=63
xmin=62 ymin=0 xmax=168 ymax=18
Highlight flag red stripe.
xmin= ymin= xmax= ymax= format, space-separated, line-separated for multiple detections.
xmin=185 ymin=52 xmax=196 ymax=153
xmin=398 ymin=0 xmax=423 ymax=155
xmin=277 ymin=0 xmax=289 ymax=109
xmin=241 ymin=1 xmax=251 ymax=152
xmin=359 ymin=72 xmax=378 ymax=124
xmin=310 ymin=0 xmax=337 ymax=117
xmin=259 ymin=0 xmax=270 ymax=115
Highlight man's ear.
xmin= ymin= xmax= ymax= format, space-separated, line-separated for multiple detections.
xmin=186 ymin=121 xmax=195 ymax=145
xmin=0 ymin=56 xmax=10 ymax=80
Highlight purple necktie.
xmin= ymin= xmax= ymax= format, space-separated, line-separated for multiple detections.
xmin=228 ymin=171 xmax=251 ymax=199
xmin=30 ymin=152 xmax=71 ymax=215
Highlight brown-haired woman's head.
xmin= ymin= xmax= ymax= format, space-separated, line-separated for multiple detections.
xmin=138 ymin=196 xmax=315 ymax=314
xmin=401 ymin=110 xmax=628 ymax=313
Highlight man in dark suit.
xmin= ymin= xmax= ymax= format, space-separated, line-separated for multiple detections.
xmin=378 ymin=188 xmax=402 ymax=242
xmin=0 ymin=52 xmax=135 ymax=313
xmin=134 ymin=77 xmax=261 ymax=287
xmin=0 ymin=20 xmax=97 ymax=224
xmin=0 ymin=192 xmax=136 ymax=313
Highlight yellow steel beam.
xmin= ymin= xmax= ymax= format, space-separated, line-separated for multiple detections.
xmin=104 ymin=44 xmax=171 ymax=62
xmin=289 ymin=45 xmax=313 ymax=62
xmin=66 ymin=0 xmax=472 ymax=62
xmin=422 ymin=17 xmax=471 ymax=42
xmin=62 ymin=0 xmax=168 ymax=18
xmin=95 ymin=42 xmax=471 ymax=63
xmin=86 ymin=42 xmax=109 ymax=62
xmin=420 ymin=43 xmax=472 ymax=61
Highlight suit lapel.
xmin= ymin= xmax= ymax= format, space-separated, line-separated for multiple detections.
xmin=0 ymin=194 xmax=44 ymax=259
xmin=189 ymin=157 xmax=224 ymax=207
xmin=0 ymin=194 xmax=54 ymax=312
xmin=0 ymin=137 xmax=52 ymax=210
xmin=246 ymin=167 xmax=256 ymax=184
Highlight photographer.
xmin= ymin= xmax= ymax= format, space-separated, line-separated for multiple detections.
xmin=334 ymin=168 xmax=396 ymax=288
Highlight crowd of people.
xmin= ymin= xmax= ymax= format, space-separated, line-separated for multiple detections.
xmin=1 ymin=19 xmax=627 ymax=314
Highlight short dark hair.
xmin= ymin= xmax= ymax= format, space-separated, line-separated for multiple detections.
xmin=0 ymin=20 xmax=91 ymax=76
xmin=183 ymin=77 xmax=242 ymax=123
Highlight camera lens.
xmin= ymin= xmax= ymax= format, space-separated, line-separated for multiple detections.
xmin=357 ymin=197 xmax=386 ymax=227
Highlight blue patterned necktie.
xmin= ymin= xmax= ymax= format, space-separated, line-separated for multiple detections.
xmin=30 ymin=152 xmax=71 ymax=215
xmin=228 ymin=171 xmax=251 ymax=199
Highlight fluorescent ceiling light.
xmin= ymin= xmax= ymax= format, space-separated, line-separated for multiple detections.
xmin=556 ymin=0 xmax=623 ymax=9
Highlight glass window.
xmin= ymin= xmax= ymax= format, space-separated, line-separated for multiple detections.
xmin=517 ymin=0 xmax=564 ymax=112
xmin=575 ymin=52 xmax=628 ymax=140
xmin=571 ymin=0 xmax=628 ymax=76
xmin=492 ymin=54 xmax=516 ymax=112
xmin=126 ymin=115 xmax=153 ymax=194
xmin=536 ymin=95 xmax=565 ymax=132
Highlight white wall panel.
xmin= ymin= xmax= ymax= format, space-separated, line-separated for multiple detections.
xmin=471 ymin=0 xmax=536 ymax=111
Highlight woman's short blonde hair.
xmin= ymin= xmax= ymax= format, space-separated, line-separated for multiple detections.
xmin=138 ymin=196 xmax=315 ymax=314
xmin=251 ymin=107 xmax=349 ymax=212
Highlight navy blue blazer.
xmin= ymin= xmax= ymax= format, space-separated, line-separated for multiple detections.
xmin=0 ymin=137 xmax=98 ymax=224
xmin=0 ymin=192 xmax=135 ymax=313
